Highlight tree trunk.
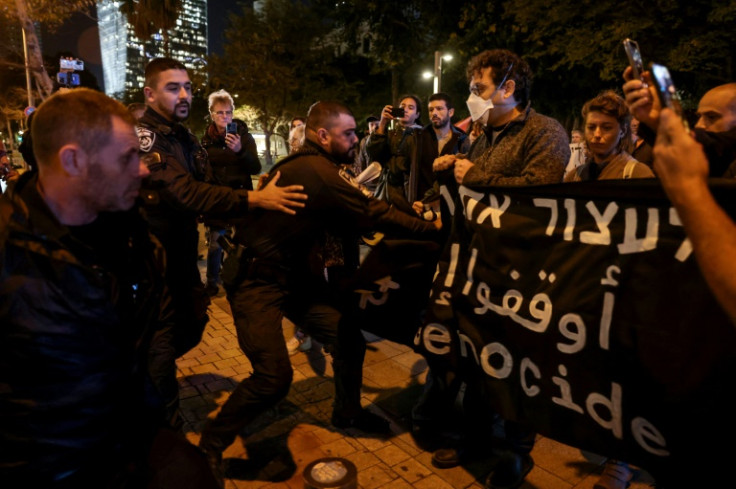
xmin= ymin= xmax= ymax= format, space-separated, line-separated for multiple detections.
xmin=15 ymin=0 xmax=54 ymax=101
xmin=391 ymin=66 xmax=399 ymax=106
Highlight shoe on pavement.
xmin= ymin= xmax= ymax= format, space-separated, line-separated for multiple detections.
xmin=594 ymin=459 xmax=634 ymax=489
xmin=331 ymin=409 xmax=391 ymax=435
xmin=286 ymin=333 xmax=312 ymax=355
xmin=432 ymin=447 xmax=467 ymax=469
xmin=485 ymin=453 xmax=533 ymax=489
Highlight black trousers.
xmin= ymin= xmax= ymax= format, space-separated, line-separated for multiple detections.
xmin=199 ymin=263 xmax=366 ymax=452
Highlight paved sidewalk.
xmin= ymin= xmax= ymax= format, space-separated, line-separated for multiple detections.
xmin=175 ymin=292 xmax=656 ymax=489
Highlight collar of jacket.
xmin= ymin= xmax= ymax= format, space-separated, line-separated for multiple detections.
xmin=1 ymin=171 xmax=72 ymax=244
xmin=483 ymin=103 xmax=534 ymax=139
xmin=140 ymin=106 xmax=179 ymax=136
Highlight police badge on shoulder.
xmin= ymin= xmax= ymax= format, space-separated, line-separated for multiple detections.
xmin=136 ymin=126 xmax=156 ymax=153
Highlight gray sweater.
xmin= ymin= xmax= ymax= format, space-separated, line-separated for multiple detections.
xmin=463 ymin=107 xmax=570 ymax=187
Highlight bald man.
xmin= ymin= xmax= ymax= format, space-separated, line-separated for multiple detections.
xmin=695 ymin=83 xmax=736 ymax=132
xmin=623 ymin=72 xmax=736 ymax=177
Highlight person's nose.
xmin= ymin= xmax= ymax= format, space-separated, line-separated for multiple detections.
xmin=178 ymin=86 xmax=188 ymax=100
xmin=694 ymin=117 xmax=706 ymax=130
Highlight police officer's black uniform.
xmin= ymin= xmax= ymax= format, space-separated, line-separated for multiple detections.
xmin=137 ymin=107 xmax=251 ymax=427
xmin=198 ymin=139 xmax=439 ymax=458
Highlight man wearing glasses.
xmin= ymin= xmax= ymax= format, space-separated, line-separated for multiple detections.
xmin=428 ymin=49 xmax=569 ymax=489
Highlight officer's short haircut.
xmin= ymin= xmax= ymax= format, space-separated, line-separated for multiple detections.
xmin=306 ymin=101 xmax=354 ymax=131
xmin=466 ymin=49 xmax=533 ymax=108
xmin=32 ymin=88 xmax=134 ymax=167
xmin=145 ymin=57 xmax=188 ymax=90
xmin=428 ymin=92 xmax=454 ymax=111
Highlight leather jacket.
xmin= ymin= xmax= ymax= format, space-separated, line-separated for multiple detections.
xmin=0 ymin=172 xmax=167 ymax=485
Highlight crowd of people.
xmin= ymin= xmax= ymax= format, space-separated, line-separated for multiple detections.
xmin=1 ymin=44 xmax=735 ymax=489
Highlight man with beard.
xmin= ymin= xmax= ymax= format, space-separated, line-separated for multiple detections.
xmin=137 ymin=57 xmax=307 ymax=429
xmin=411 ymin=92 xmax=468 ymax=218
xmin=198 ymin=101 xmax=440 ymax=485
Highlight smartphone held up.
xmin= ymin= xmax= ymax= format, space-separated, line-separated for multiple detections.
xmin=390 ymin=107 xmax=405 ymax=118
xmin=649 ymin=62 xmax=689 ymax=130
xmin=226 ymin=122 xmax=238 ymax=135
xmin=622 ymin=38 xmax=643 ymax=80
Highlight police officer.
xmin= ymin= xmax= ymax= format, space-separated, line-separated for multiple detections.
xmin=138 ymin=57 xmax=307 ymax=428
xmin=198 ymin=101 xmax=440 ymax=484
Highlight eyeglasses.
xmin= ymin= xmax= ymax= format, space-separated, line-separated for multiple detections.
xmin=212 ymin=110 xmax=233 ymax=116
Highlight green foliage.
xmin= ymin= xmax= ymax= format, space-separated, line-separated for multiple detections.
xmin=119 ymin=0 xmax=183 ymax=55
xmin=450 ymin=0 xmax=736 ymax=129
xmin=208 ymin=0 xmax=360 ymax=164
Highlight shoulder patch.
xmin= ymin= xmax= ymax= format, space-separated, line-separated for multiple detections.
xmin=136 ymin=126 xmax=156 ymax=153
xmin=338 ymin=166 xmax=373 ymax=198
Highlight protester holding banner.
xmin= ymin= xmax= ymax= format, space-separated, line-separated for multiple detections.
xmin=562 ymin=90 xmax=654 ymax=489
xmin=564 ymin=91 xmax=654 ymax=182
xmin=433 ymin=49 xmax=569 ymax=189
xmin=427 ymin=49 xmax=569 ymax=489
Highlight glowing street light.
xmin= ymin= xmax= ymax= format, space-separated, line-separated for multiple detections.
xmin=433 ymin=51 xmax=453 ymax=93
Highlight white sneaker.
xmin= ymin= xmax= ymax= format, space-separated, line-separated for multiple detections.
xmin=286 ymin=333 xmax=312 ymax=355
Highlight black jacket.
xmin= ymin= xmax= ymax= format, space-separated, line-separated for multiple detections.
xmin=200 ymin=119 xmax=261 ymax=191
xmin=234 ymin=140 xmax=438 ymax=276
xmin=137 ymin=108 xmax=251 ymax=243
xmin=0 ymin=172 xmax=167 ymax=485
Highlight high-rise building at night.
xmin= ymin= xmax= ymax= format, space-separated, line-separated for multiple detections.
xmin=96 ymin=0 xmax=208 ymax=96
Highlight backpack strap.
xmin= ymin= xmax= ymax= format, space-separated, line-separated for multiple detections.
xmin=623 ymin=160 xmax=637 ymax=179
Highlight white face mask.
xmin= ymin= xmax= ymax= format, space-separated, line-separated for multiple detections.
xmin=466 ymin=92 xmax=494 ymax=123
xmin=466 ymin=62 xmax=515 ymax=124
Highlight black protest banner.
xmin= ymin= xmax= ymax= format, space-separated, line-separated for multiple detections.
xmin=415 ymin=179 xmax=736 ymax=484
xmin=346 ymin=238 xmax=441 ymax=347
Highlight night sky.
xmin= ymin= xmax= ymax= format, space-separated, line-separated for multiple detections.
xmin=42 ymin=0 xmax=242 ymax=92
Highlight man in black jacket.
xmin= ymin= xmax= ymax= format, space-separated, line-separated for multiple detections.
xmin=0 ymin=89 xmax=217 ymax=488
xmin=198 ymin=101 xmax=440 ymax=484
xmin=138 ymin=58 xmax=307 ymax=428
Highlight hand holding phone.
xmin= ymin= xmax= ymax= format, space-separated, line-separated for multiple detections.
xmin=623 ymin=39 xmax=643 ymax=81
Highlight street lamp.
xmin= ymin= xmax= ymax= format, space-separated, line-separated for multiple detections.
xmin=433 ymin=51 xmax=453 ymax=93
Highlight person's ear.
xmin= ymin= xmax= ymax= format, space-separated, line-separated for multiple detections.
xmin=448 ymin=107 xmax=455 ymax=118
xmin=58 ymin=145 xmax=87 ymax=177
xmin=143 ymin=86 xmax=154 ymax=103
xmin=502 ymin=79 xmax=516 ymax=100
xmin=316 ymin=128 xmax=330 ymax=145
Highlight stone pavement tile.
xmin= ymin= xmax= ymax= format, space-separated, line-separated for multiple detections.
xmin=177 ymin=357 xmax=200 ymax=369
xmin=411 ymin=473 xmax=458 ymax=489
xmin=233 ymin=363 xmax=253 ymax=375
xmin=362 ymin=358 xmax=415 ymax=387
xmin=363 ymin=339 xmax=407 ymax=366
xmin=344 ymin=449 xmax=382 ymax=470
xmin=391 ymin=431 xmax=423 ymax=457
xmin=319 ymin=437 xmax=360 ymax=458
xmin=392 ymin=349 xmax=429 ymax=376
xmin=375 ymin=477 xmax=416 ymax=489
xmin=309 ymin=424 xmax=345 ymax=444
xmin=214 ymin=357 xmax=241 ymax=370
xmin=218 ymin=348 xmax=245 ymax=360
xmin=359 ymin=462 xmax=400 ymax=489
xmin=373 ymin=444 xmax=412 ymax=466
xmin=391 ymin=456 xmax=433 ymax=484
xmin=179 ymin=385 xmax=200 ymax=399
xmin=286 ymin=424 xmax=323 ymax=452
xmin=416 ymin=450 xmax=481 ymax=488
xmin=531 ymin=436 xmax=599 ymax=485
